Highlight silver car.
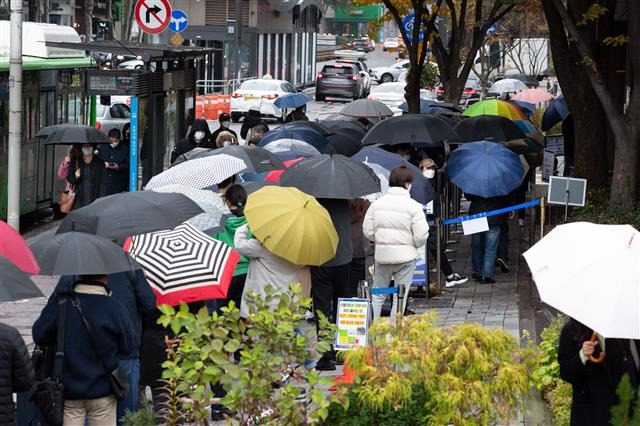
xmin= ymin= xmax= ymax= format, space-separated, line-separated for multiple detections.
xmin=95 ymin=103 xmax=130 ymax=136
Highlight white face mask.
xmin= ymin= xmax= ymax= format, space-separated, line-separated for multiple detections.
xmin=423 ymin=169 xmax=436 ymax=179
xmin=110 ymin=141 xmax=119 ymax=149
xmin=82 ymin=147 xmax=94 ymax=156
xmin=194 ymin=131 xmax=205 ymax=141
xmin=223 ymin=140 xmax=232 ymax=147
xmin=403 ymin=154 xmax=411 ymax=161
xmin=221 ymin=121 xmax=230 ymax=128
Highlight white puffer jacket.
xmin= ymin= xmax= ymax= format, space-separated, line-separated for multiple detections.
xmin=363 ymin=186 xmax=429 ymax=264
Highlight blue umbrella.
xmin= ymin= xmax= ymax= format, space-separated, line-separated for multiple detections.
xmin=446 ymin=141 xmax=524 ymax=198
xmin=273 ymin=92 xmax=313 ymax=109
xmin=542 ymin=95 xmax=569 ymax=131
xmin=513 ymin=119 xmax=537 ymax=134
xmin=352 ymin=146 xmax=436 ymax=205
xmin=257 ymin=127 xmax=329 ymax=152
xmin=509 ymin=100 xmax=535 ymax=118
xmin=399 ymin=99 xmax=461 ymax=114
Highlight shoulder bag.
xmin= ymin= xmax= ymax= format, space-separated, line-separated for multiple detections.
xmin=70 ymin=295 xmax=130 ymax=401
xmin=59 ymin=160 xmax=79 ymax=214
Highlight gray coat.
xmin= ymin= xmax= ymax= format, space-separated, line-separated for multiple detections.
xmin=234 ymin=224 xmax=305 ymax=318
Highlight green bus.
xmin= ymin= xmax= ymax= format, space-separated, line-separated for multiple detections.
xmin=0 ymin=55 xmax=95 ymax=220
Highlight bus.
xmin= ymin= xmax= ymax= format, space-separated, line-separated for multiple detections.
xmin=0 ymin=21 xmax=95 ymax=220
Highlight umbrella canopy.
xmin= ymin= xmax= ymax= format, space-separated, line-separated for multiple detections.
xmin=542 ymin=95 xmax=570 ymax=131
xmin=446 ymin=141 xmax=524 ymax=197
xmin=240 ymin=180 xmax=278 ymax=194
xmin=257 ymin=127 xmax=329 ymax=152
xmin=244 ymin=186 xmax=338 ymax=266
xmin=125 ymin=223 xmax=240 ymax=306
xmin=340 ymin=99 xmax=393 ymax=119
xmin=273 ymin=92 xmax=313 ymax=109
xmin=523 ymin=223 xmax=640 ymax=339
xmin=271 ymin=150 xmax=315 ymax=161
xmin=36 ymin=124 xmax=109 ymax=145
xmin=0 ymin=257 xmax=44 ymax=302
xmin=489 ymin=78 xmax=526 ymax=93
xmin=261 ymin=139 xmax=321 ymax=156
xmin=151 ymin=185 xmax=232 ymax=234
xmin=511 ymin=88 xmax=554 ymax=103
xmin=513 ymin=119 xmax=538 ymax=134
xmin=361 ymin=162 xmax=390 ymax=202
xmin=318 ymin=120 xmax=367 ymax=137
xmin=171 ymin=147 xmax=215 ymax=166
xmin=362 ymin=114 xmax=460 ymax=148
xmin=352 ymin=146 xmax=436 ymax=205
xmin=0 ymin=220 xmax=39 ymax=274
xmin=31 ymin=232 xmax=139 ymax=275
xmin=196 ymin=145 xmax=285 ymax=173
xmin=322 ymin=132 xmax=362 ymax=157
xmin=463 ymin=99 xmax=527 ymax=121
xmin=509 ymin=100 xmax=535 ymax=118
xmin=145 ymin=154 xmax=247 ymax=190
xmin=57 ymin=191 xmax=204 ymax=239
xmin=280 ymin=154 xmax=381 ymax=199
xmin=399 ymin=99 xmax=462 ymax=114
xmin=501 ymin=138 xmax=542 ymax=155
xmin=278 ymin=121 xmax=332 ymax=136
xmin=454 ymin=115 xmax=526 ymax=143
xmin=264 ymin=157 xmax=305 ymax=183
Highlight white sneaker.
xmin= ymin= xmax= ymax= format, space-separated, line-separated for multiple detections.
xmin=445 ymin=273 xmax=468 ymax=287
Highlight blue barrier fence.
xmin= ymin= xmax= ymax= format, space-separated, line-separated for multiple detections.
xmin=370 ymin=287 xmax=399 ymax=296
xmin=441 ymin=198 xmax=541 ymax=225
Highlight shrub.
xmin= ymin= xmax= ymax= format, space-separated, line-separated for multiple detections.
xmin=158 ymin=284 xmax=339 ymax=425
xmin=611 ymin=374 xmax=640 ymax=425
xmin=570 ymin=188 xmax=640 ymax=229
xmin=326 ymin=313 xmax=534 ymax=426
xmin=122 ymin=399 xmax=157 ymax=426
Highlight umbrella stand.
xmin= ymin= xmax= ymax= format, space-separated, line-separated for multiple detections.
xmin=589 ymin=332 xmax=605 ymax=363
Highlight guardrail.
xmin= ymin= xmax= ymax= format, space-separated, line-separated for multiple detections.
xmin=196 ymin=76 xmax=257 ymax=95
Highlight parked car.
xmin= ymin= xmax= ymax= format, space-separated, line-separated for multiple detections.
xmin=230 ymin=78 xmax=296 ymax=122
xmin=435 ymin=76 xmax=483 ymax=101
xmin=351 ymin=37 xmax=375 ymax=52
xmin=369 ymin=59 xmax=410 ymax=84
xmin=494 ymin=73 xmax=540 ymax=88
xmin=118 ymin=59 xmax=144 ymax=70
xmin=367 ymin=82 xmax=433 ymax=113
xmin=316 ymin=63 xmax=363 ymax=102
xmin=336 ymin=59 xmax=371 ymax=97
xmin=383 ymin=38 xmax=400 ymax=51
xmin=95 ymin=102 xmax=130 ymax=135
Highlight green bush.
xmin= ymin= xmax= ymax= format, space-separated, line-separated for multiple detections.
xmin=611 ymin=374 xmax=640 ymax=425
xmin=122 ymin=399 xmax=157 ymax=426
xmin=326 ymin=313 xmax=534 ymax=426
xmin=570 ymin=188 xmax=640 ymax=229
xmin=158 ymin=284 xmax=339 ymax=425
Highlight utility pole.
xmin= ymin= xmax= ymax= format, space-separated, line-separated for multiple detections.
xmin=234 ymin=0 xmax=241 ymax=80
xmin=7 ymin=0 xmax=22 ymax=230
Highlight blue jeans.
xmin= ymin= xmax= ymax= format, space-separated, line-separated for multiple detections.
xmin=471 ymin=225 xmax=501 ymax=279
xmin=117 ymin=357 xmax=140 ymax=426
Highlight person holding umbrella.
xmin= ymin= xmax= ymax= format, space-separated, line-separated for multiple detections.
xmin=66 ymin=143 xmax=108 ymax=209
xmin=170 ymin=119 xmax=215 ymax=164
xmin=285 ymin=105 xmax=309 ymax=122
xmin=363 ymin=165 xmax=429 ymax=323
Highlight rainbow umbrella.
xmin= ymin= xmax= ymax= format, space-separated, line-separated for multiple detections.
xmin=463 ymin=99 xmax=526 ymax=121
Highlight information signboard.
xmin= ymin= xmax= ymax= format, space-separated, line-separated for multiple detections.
xmin=335 ymin=298 xmax=370 ymax=351
xmin=86 ymin=70 xmax=137 ymax=96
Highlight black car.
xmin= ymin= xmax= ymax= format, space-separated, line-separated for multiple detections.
xmin=351 ymin=39 xmax=375 ymax=53
xmin=316 ymin=64 xmax=363 ymax=101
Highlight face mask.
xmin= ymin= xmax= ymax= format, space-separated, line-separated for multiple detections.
xmin=223 ymin=140 xmax=232 ymax=147
xmin=403 ymin=154 xmax=411 ymax=161
xmin=221 ymin=121 xmax=230 ymax=128
xmin=82 ymin=147 xmax=94 ymax=156
xmin=423 ymin=169 xmax=435 ymax=179
xmin=406 ymin=184 xmax=412 ymax=192
xmin=194 ymin=131 xmax=205 ymax=141
xmin=110 ymin=141 xmax=119 ymax=149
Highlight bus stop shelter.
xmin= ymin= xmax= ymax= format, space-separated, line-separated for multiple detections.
xmin=45 ymin=40 xmax=216 ymax=189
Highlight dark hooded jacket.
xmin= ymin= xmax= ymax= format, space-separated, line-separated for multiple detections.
xmin=240 ymin=109 xmax=269 ymax=140
xmin=170 ymin=119 xmax=215 ymax=163
xmin=0 ymin=323 xmax=33 ymax=426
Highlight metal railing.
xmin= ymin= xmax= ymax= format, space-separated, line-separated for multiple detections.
xmin=196 ymin=76 xmax=257 ymax=95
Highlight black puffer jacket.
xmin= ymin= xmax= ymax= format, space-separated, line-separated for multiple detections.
xmin=0 ymin=323 xmax=33 ymax=426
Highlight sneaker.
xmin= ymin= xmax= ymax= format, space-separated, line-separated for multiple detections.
xmin=472 ymin=274 xmax=483 ymax=281
xmin=314 ymin=357 xmax=336 ymax=371
xmin=496 ymin=258 xmax=510 ymax=273
xmin=479 ymin=277 xmax=496 ymax=284
xmin=445 ymin=273 xmax=469 ymax=287
xmin=211 ymin=405 xmax=230 ymax=421
xmin=518 ymin=218 xmax=525 ymax=227
xmin=305 ymin=309 xmax=315 ymax=322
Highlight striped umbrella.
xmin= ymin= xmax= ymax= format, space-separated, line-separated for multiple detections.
xmin=463 ymin=99 xmax=527 ymax=121
xmin=151 ymin=185 xmax=232 ymax=234
xmin=145 ymin=154 xmax=247 ymax=190
xmin=124 ymin=223 xmax=240 ymax=306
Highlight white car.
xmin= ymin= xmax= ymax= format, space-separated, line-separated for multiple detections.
xmin=367 ymin=82 xmax=432 ymax=113
xmin=370 ymin=60 xmax=410 ymax=84
xmin=382 ymin=38 xmax=400 ymax=51
xmin=118 ymin=59 xmax=144 ymax=70
xmin=95 ymin=102 xmax=130 ymax=135
xmin=230 ymin=79 xmax=297 ymax=122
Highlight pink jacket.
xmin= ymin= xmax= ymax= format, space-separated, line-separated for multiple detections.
xmin=57 ymin=160 xmax=72 ymax=191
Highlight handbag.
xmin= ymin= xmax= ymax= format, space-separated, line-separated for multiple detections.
xmin=30 ymin=294 xmax=68 ymax=426
xmin=71 ymin=295 xmax=130 ymax=401
xmin=58 ymin=190 xmax=75 ymax=214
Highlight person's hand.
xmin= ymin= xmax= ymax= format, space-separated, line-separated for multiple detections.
xmin=111 ymin=163 xmax=118 ymax=170
xmin=104 ymin=161 xmax=110 ymax=169
xmin=64 ymin=155 xmax=71 ymax=164
xmin=582 ymin=340 xmax=598 ymax=357
xmin=75 ymin=168 xmax=81 ymax=179
xmin=508 ymin=211 xmax=516 ymax=219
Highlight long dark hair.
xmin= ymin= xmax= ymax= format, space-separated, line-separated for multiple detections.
xmin=349 ymin=198 xmax=370 ymax=224
xmin=225 ymin=184 xmax=247 ymax=217
xmin=69 ymin=144 xmax=83 ymax=160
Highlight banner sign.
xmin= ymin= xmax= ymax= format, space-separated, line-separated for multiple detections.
xmin=335 ymin=298 xmax=370 ymax=350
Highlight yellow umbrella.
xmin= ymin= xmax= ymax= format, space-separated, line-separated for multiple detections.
xmin=244 ymin=186 xmax=338 ymax=266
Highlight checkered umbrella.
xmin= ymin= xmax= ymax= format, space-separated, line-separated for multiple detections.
xmin=145 ymin=154 xmax=247 ymax=190
xmin=151 ymin=185 xmax=232 ymax=234
xmin=124 ymin=223 xmax=240 ymax=306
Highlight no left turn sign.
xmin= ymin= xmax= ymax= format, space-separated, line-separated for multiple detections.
xmin=135 ymin=0 xmax=172 ymax=34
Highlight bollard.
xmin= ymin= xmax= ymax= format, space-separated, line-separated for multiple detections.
xmin=396 ymin=284 xmax=405 ymax=327
xmin=540 ymin=197 xmax=546 ymax=239
xmin=435 ymin=217 xmax=442 ymax=292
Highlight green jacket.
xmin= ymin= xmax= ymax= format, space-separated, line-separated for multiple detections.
xmin=212 ymin=216 xmax=249 ymax=277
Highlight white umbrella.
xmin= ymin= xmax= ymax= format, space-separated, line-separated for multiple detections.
xmin=489 ymin=78 xmax=527 ymax=94
xmin=362 ymin=162 xmax=389 ymax=202
xmin=340 ymin=99 xmax=394 ymax=118
xmin=145 ymin=154 xmax=247 ymax=190
xmin=523 ymin=222 xmax=640 ymax=339
xmin=261 ymin=139 xmax=321 ymax=156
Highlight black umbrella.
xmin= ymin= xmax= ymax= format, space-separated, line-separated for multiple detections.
xmin=172 ymin=146 xmax=285 ymax=172
xmin=278 ymin=121 xmax=332 ymax=136
xmin=362 ymin=114 xmax=460 ymax=148
xmin=56 ymin=191 xmax=204 ymax=240
xmin=454 ymin=115 xmax=526 ymax=143
xmin=322 ymin=132 xmax=362 ymax=157
xmin=36 ymin=124 xmax=109 ymax=145
xmin=30 ymin=232 xmax=139 ymax=275
xmin=0 ymin=257 xmax=44 ymax=302
xmin=240 ymin=180 xmax=278 ymax=194
xmin=318 ymin=120 xmax=367 ymax=137
xmin=280 ymin=154 xmax=380 ymax=199
xmin=171 ymin=147 xmax=215 ymax=166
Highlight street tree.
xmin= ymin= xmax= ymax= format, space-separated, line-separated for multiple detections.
xmin=542 ymin=0 xmax=639 ymax=207
xmin=500 ymin=3 xmax=549 ymax=76
xmin=354 ymin=0 xmax=443 ymax=113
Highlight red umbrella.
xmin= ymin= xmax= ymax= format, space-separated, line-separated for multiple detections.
xmin=264 ymin=157 xmax=305 ymax=183
xmin=0 ymin=221 xmax=39 ymax=274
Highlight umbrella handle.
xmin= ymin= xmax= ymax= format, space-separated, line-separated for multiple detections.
xmin=589 ymin=332 xmax=605 ymax=363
